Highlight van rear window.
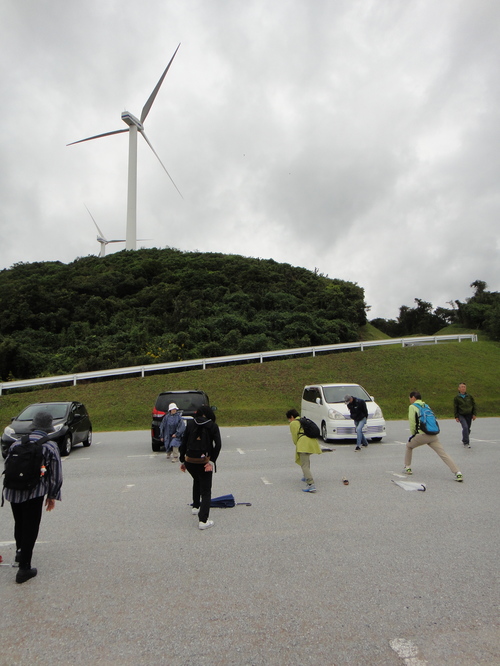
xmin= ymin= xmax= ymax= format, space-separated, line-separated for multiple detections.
xmin=155 ymin=393 xmax=208 ymax=414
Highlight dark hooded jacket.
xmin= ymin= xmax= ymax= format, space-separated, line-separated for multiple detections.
xmin=347 ymin=397 xmax=368 ymax=423
xmin=179 ymin=415 xmax=221 ymax=467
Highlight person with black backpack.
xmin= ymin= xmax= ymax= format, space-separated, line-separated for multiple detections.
xmin=286 ymin=409 xmax=322 ymax=493
xmin=405 ymin=391 xmax=463 ymax=482
xmin=2 ymin=411 xmax=63 ymax=583
xmin=179 ymin=406 xmax=221 ymax=530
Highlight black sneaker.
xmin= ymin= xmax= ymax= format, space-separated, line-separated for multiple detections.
xmin=16 ymin=567 xmax=37 ymax=584
xmin=354 ymin=447 xmax=361 ymax=451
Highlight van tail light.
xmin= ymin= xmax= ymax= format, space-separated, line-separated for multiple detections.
xmin=152 ymin=408 xmax=166 ymax=417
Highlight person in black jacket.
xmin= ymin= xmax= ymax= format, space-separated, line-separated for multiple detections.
xmin=345 ymin=395 xmax=369 ymax=451
xmin=3 ymin=411 xmax=63 ymax=583
xmin=179 ymin=406 xmax=221 ymax=530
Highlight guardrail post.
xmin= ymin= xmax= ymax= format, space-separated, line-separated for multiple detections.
xmin=361 ymin=342 xmax=364 ymax=351
xmin=73 ymin=376 xmax=77 ymax=386
xmin=203 ymin=359 xmax=206 ymax=370
xmin=312 ymin=348 xmax=316 ymax=357
xmin=260 ymin=354 xmax=263 ymax=363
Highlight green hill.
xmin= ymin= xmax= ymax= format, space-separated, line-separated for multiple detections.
xmin=0 ymin=338 xmax=496 ymax=430
xmin=0 ymin=248 xmax=366 ymax=380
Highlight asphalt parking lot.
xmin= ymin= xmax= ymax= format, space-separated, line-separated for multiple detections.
xmin=1 ymin=418 xmax=499 ymax=665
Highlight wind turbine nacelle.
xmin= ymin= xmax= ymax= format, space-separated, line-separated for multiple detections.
xmin=121 ymin=111 xmax=143 ymax=130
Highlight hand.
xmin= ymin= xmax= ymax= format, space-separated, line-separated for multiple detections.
xmin=180 ymin=463 xmax=186 ymax=472
xmin=45 ymin=498 xmax=56 ymax=512
xmin=455 ymin=418 xmax=460 ymax=422
xmin=472 ymin=415 xmax=477 ymax=421
xmin=204 ymin=462 xmax=213 ymax=472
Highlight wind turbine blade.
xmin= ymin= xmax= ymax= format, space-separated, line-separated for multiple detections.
xmin=107 ymin=239 xmax=126 ymax=243
xmin=140 ymin=131 xmax=183 ymax=199
xmin=84 ymin=204 xmax=107 ymax=240
xmin=68 ymin=129 xmax=128 ymax=146
xmin=140 ymin=43 xmax=180 ymax=124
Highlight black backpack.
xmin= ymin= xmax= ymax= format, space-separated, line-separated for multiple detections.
xmin=3 ymin=434 xmax=49 ymax=492
xmin=299 ymin=417 xmax=321 ymax=439
xmin=185 ymin=423 xmax=211 ymax=463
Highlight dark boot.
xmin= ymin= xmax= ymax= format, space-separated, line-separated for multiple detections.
xmin=16 ymin=567 xmax=37 ymax=584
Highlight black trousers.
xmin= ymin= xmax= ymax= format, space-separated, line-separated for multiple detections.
xmin=10 ymin=496 xmax=44 ymax=568
xmin=185 ymin=463 xmax=213 ymax=523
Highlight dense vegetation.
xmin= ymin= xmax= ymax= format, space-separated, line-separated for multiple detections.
xmin=371 ymin=280 xmax=500 ymax=340
xmin=0 ymin=248 xmax=366 ymax=380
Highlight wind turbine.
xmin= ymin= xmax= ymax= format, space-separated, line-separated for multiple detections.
xmin=85 ymin=205 xmax=125 ymax=257
xmin=69 ymin=44 xmax=182 ymax=251
xmin=85 ymin=205 xmax=151 ymax=257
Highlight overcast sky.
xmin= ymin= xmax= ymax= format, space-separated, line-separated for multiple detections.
xmin=1 ymin=0 xmax=498 ymax=319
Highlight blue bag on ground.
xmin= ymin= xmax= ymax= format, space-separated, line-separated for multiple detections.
xmin=210 ymin=494 xmax=252 ymax=508
xmin=415 ymin=403 xmax=440 ymax=435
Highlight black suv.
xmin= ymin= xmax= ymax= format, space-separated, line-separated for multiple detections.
xmin=1 ymin=401 xmax=92 ymax=458
xmin=151 ymin=390 xmax=214 ymax=452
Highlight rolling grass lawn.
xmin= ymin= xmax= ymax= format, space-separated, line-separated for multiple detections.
xmin=0 ymin=338 xmax=497 ymax=431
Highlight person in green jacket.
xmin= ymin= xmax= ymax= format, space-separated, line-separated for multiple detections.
xmin=454 ymin=383 xmax=477 ymax=448
xmin=405 ymin=391 xmax=463 ymax=481
xmin=286 ymin=409 xmax=322 ymax=493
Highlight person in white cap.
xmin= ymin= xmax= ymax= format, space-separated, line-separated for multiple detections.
xmin=159 ymin=403 xmax=185 ymax=462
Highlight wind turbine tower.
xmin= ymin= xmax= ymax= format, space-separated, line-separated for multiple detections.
xmin=69 ymin=44 xmax=182 ymax=250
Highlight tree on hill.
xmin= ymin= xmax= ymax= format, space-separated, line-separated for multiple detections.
xmin=455 ymin=281 xmax=500 ymax=340
xmin=0 ymin=248 xmax=367 ymax=380
xmin=370 ymin=298 xmax=450 ymax=337
xmin=370 ymin=280 xmax=500 ymax=341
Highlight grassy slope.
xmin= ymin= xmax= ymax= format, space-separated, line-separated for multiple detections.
xmin=0 ymin=339 xmax=497 ymax=431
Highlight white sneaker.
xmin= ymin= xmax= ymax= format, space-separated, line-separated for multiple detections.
xmin=199 ymin=519 xmax=214 ymax=530
xmin=191 ymin=507 xmax=199 ymax=515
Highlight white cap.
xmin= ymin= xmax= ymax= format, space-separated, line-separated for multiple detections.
xmin=168 ymin=403 xmax=178 ymax=411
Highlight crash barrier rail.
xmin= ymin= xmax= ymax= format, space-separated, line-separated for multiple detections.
xmin=0 ymin=334 xmax=477 ymax=395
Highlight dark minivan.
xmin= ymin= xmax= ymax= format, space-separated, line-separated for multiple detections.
xmin=151 ymin=390 xmax=214 ymax=451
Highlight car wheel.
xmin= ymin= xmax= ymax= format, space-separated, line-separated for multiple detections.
xmin=371 ymin=437 xmax=383 ymax=442
xmin=60 ymin=434 xmax=72 ymax=457
xmin=152 ymin=439 xmax=161 ymax=452
xmin=321 ymin=422 xmax=330 ymax=443
xmin=83 ymin=428 xmax=92 ymax=447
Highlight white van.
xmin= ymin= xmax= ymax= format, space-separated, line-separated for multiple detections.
xmin=301 ymin=383 xmax=386 ymax=443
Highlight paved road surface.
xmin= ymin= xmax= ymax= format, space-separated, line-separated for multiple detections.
xmin=1 ymin=418 xmax=499 ymax=665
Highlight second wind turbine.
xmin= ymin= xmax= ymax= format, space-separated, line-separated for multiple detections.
xmin=68 ymin=44 xmax=182 ymax=251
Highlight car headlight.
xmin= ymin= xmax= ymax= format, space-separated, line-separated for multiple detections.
xmin=52 ymin=423 xmax=64 ymax=432
xmin=373 ymin=406 xmax=383 ymax=419
xmin=328 ymin=408 xmax=345 ymax=420
xmin=3 ymin=426 xmax=16 ymax=439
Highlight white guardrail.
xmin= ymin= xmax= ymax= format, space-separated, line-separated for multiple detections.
xmin=0 ymin=334 xmax=477 ymax=395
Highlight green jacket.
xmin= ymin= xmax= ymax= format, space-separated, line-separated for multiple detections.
xmin=408 ymin=400 xmax=426 ymax=436
xmin=454 ymin=393 xmax=476 ymax=418
xmin=289 ymin=418 xmax=322 ymax=464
